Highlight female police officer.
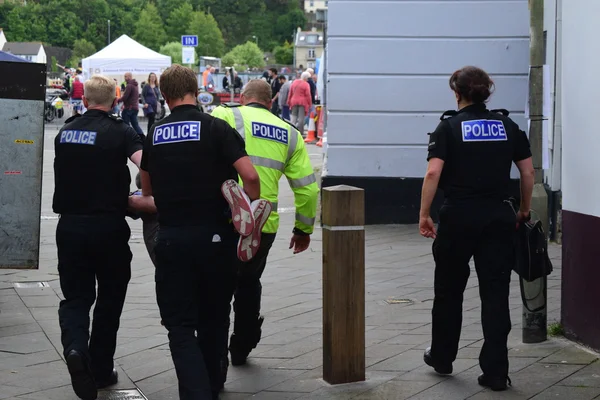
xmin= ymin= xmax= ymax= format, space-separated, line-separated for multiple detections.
xmin=419 ymin=66 xmax=534 ymax=391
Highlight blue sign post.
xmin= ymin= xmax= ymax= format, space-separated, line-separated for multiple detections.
xmin=181 ymin=35 xmax=198 ymax=47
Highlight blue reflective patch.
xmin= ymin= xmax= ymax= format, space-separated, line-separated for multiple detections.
xmin=59 ymin=130 xmax=97 ymax=145
xmin=251 ymin=122 xmax=288 ymax=145
xmin=461 ymin=120 xmax=507 ymax=142
xmin=153 ymin=121 xmax=201 ymax=145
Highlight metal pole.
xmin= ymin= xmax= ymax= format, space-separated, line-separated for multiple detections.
xmin=292 ymin=30 xmax=296 ymax=71
xmin=522 ymin=0 xmax=548 ymax=344
xmin=108 ymin=20 xmax=111 ymax=45
xmin=230 ymin=66 xmax=236 ymax=104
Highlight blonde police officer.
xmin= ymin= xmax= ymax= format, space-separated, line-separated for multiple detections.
xmin=212 ymin=79 xmax=319 ymax=373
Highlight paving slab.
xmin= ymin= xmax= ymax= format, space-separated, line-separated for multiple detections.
xmin=0 ymin=130 xmax=598 ymax=399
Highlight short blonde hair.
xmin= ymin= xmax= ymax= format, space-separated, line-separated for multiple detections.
xmin=84 ymin=75 xmax=116 ymax=107
xmin=241 ymin=79 xmax=272 ymax=105
xmin=160 ymin=64 xmax=198 ymax=100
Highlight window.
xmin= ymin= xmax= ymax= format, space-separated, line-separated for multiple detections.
xmin=308 ymin=49 xmax=316 ymax=59
xmin=310 ymin=0 xmax=314 ymax=7
xmin=325 ymin=0 xmax=328 ymax=6
xmin=306 ymin=35 xmax=318 ymax=45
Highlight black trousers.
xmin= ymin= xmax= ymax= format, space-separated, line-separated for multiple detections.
xmin=156 ymin=225 xmax=238 ymax=400
xmin=231 ymin=233 xmax=277 ymax=346
xmin=57 ymin=215 xmax=132 ymax=381
xmin=430 ymin=201 xmax=515 ymax=378
xmin=146 ymin=112 xmax=155 ymax=135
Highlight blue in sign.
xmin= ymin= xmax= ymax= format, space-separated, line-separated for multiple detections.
xmin=251 ymin=122 xmax=288 ymax=145
xmin=181 ymin=35 xmax=198 ymax=47
xmin=461 ymin=119 xmax=507 ymax=142
xmin=153 ymin=121 xmax=201 ymax=145
xmin=59 ymin=130 xmax=97 ymax=145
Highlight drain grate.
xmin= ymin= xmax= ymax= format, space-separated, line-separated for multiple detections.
xmin=13 ymin=282 xmax=50 ymax=289
xmin=98 ymin=389 xmax=148 ymax=400
xmin=385 ymin=298 xmax=414 ymax=305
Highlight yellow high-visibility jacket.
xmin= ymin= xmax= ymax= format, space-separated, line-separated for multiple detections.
xmin=211 ymin=103 xmax=319 ymax=234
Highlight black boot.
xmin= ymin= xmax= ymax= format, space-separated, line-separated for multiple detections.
xmin=478 ymin=374 xmax=512 ymax=391
xmin=96 ymin=369 xmax=118 ymax=389
xmin=423 ymin=347 xmax=453 ymax=375
xmin=66 ymin=350 xmax=98 ymax=400
xmin=229 ymin=316 xmax=265 ymax=366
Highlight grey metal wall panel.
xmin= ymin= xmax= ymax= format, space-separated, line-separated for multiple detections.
xmin=327 ymin=146 xmax=522 ymax=178
xmin=328 ymin=38 xmax=529 ymax=75
xmin=327 ymin=113 xmax=527 ymax=145
xmin=326 ymin=0 xmax=529 ymax=179
xmin=327 ymin=76 xmax=527 ymax=112
xmin=328 ymin=1 xmax=529 ymax=37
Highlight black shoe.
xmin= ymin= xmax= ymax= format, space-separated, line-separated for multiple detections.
xmin=423 ymin=347 xmax=453 ymax=375
xmin=96 ymin=369 xmax=118 ymax=389
xmin=229 ymin=336 xmax=250 ymax=366
xmin=478 ymin=374 xmax=512 ymax=391
xmin=66 ymin=350 xmax=98 ymax=400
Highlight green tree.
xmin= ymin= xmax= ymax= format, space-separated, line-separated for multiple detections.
xmin=51 ymin=56 xmax=59 ymax=73
xmin=72 ymin=39 xmax=97 ymax=59
xmin=222 ymin=41 xmax=265 ymax=69
xmin=166 ymin=3 xmax=195 ymax=43
xmin=159 ymin=41 xmax=182 ymax=64
xmin=133 ymin=3 xmax=167 ymax=51
xmin=273 ymin=41 xmax=293 ymax=65
xmin=157 ymin=0 xmax=188 ymax=22
xmin=106 ymin=0 xmax=145 ymax=42
xmin=187 ymin=11 xmax=226 ymax=58
xmin=274 ymin=8 xmax=306 ymax=43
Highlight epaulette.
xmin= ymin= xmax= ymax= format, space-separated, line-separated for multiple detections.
xmin=490 ymin=108 xmax=510 ymax=116
xmin=221 ymin=102 xmax=242 ymax=108
xmin=107 ymin=113 xmax=124 ymax=123
xmin=64 ymin=114 xmax=81 ymax=124
xmin=440 ymin=110 xmax=458 ymax=120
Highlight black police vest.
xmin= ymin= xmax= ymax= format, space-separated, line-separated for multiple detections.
xmin=52 ymin=111 xmax=133 ymax=215
xmin=437 ymin=106 xmax=518 ymax=202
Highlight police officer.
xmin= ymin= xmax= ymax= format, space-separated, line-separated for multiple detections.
xmin=211 ymin=80 xmax=319 ymax=372
xmin=53 ymin=75 xmax=144 ymax=400
xmin=136 ymin=64 xmax=261 ymax=400
xmin=419 ymin=66 xmax=534 ymax=391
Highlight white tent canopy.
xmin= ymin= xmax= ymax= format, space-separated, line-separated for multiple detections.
xmin=82 ymin=35 xmax=171 ymax=80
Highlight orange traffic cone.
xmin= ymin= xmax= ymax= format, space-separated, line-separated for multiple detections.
xmin=304 ymin=110 xmax=317 ymax=143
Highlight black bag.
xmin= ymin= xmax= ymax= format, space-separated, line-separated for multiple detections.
xmin=514 ymin=217 xmax=553 ymax=282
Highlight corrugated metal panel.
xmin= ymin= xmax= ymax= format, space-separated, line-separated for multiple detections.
xmin=326 ymin=0 xmax=529 ymax=178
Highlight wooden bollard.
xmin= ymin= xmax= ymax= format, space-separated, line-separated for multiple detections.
xmin=322 ymin=185 xmax=365 ymax=384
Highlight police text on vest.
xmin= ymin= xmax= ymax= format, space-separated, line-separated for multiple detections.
xmin=153 ymin=121 xmax=201 ymax=145
xmin=59 ymin=130 xmax=97 ymax=145
xmin=251 ymin=122 xmax=288 ymax=145
xmin=461 ymin=120 xmax=507 ymax=142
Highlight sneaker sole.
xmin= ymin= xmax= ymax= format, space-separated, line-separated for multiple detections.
xmin=237 ymin=200 xmax=272 ymax=262
xmin=221 ymin=180 xmax=254 ymax=237
xmin=66 ymin=352 xmax=97 ymax=400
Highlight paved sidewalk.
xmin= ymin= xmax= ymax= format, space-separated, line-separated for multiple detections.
xmin=0 ymin=129 xmax=599 ymax=399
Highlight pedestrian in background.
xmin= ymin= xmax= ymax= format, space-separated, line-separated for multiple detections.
xmin=288 ymin=71 xmax=312 ymax=137
xmin=419 ymin=66 xmax=534 ymax=392
xmin=278 ymin=75 xmax=291 ymax=121
xmin=142 ymin=72 xmax=161 ymax=134
xmin=118 ymin=72 xmax=145 ymax=139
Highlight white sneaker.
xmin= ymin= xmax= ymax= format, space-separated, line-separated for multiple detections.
xmin=221 ymin=179 xmax=254 ymax=237
xmin=237 ymin=200 xmax=272 ymax=262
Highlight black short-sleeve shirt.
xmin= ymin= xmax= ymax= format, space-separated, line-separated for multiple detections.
xmin=141 ymin=104 xmax=247 ymax=227
xmin=53 ymin=110 xmax=143 ymax=215
xmin=427 ymin=104 xmax=532 ymax=202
